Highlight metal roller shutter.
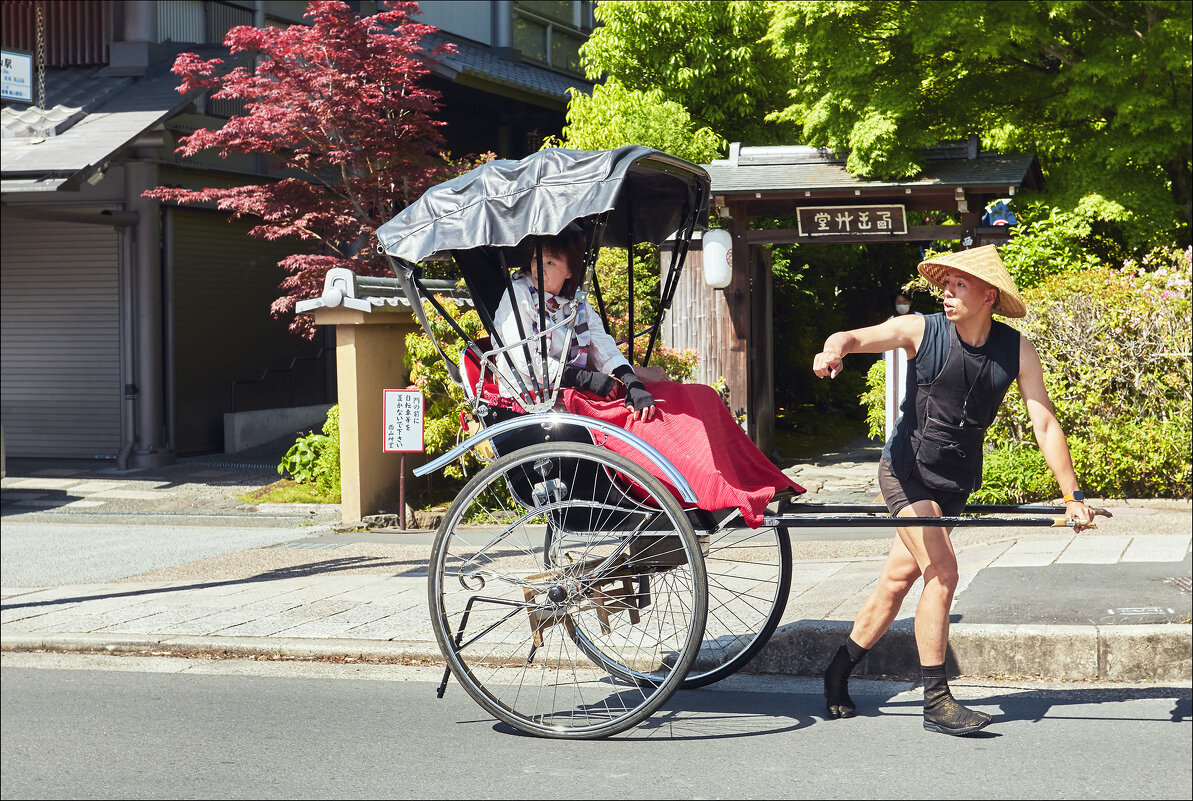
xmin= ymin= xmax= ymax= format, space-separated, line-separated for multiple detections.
xmin=1 ymin=212 xmax=122 ymax=458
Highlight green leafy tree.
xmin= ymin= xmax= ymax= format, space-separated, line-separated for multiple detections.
xmin=546 ymin=80 xmax=725 ymax=165
xmin=767 ymin=0 xmax=1191 ymax=239
xmin=582 ymin=0 xmax=796 ymax=146
xmin=569 ymin=0 xmax=1191 ymax=446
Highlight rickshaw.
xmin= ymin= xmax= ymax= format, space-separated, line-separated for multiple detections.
xmin=376 ymin=145 xmax=1107 ymax=739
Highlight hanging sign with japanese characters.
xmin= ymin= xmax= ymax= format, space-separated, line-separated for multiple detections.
xmin=2 ymin=50 xmax=33 ymax=103
xmin=383 ymin=389 xmax=425 ymax=453
xmin=796 ymin=205 xmax=907 ymax=236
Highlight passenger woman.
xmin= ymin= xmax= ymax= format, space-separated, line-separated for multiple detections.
xmin=490 ymin=229 xmax=801 ymax=527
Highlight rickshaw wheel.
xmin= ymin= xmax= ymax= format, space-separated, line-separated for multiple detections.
xmin=681 ymin=523 xmax=791 ymax=688
xmin=428 ymin=441 xmax=708 ymax=739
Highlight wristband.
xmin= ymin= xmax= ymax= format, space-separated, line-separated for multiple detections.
xmin=1063 ymin=490 xmax=1085 ymax=503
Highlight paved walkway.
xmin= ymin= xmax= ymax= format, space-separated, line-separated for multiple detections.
xmin=2 ymin=439 xmax=1190 ymax=682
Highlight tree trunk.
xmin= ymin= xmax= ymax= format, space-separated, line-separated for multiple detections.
xmin=1167 ymin=156 xmax=1192 ymax=241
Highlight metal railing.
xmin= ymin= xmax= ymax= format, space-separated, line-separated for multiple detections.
xmin=230 ymin=348 xmax=327 ymax=413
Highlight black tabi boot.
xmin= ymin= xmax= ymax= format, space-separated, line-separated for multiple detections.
xmin=824 ymin=638 xmax=868 ymax=719
xmin=921 ymin=664 xmax=992 ymax=736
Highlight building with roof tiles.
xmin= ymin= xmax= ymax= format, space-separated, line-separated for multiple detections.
xmin=659 ymin=141 xmax=1042 ymax=455
xmin=1 ymin=0 xmax=593 ymax=465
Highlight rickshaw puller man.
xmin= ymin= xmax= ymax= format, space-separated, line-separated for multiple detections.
xmin=813 ymin=245 xmax=1095 ymax=736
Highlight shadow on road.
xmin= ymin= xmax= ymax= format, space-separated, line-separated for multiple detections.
xmin=877 ymin=683 xmax=1191 ymax=725
xmin=0 ymin=556 xmax=421 ymax=612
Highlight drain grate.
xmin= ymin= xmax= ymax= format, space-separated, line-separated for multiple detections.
xmin=183 ymin=462 xmax=277 ymax=470
xmin=1162 ymin=576 xmax=1192 ymax=595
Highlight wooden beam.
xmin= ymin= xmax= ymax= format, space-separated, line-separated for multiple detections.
xmin=724 ymin=192 xmax=1019 ymax=219
xmin=725 ymin=214 xmax=752 ymax=435
xmin=719 ymin=185 xmax=1025 ymax=203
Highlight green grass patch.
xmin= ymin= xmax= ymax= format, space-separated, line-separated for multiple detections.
xmin=238 ymin=478 xmax=340 ymax=505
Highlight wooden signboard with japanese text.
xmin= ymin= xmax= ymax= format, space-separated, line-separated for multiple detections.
xmin=796 ymin=205 xmax=908 ymax=237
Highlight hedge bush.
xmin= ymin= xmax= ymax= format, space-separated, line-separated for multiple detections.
xmin=863 ymin=245 xmax=1191 ymax=502
xmin=861 ymin=359 xmax=887 ymax=442
xmin=277 ymin=404 xmax=341 ymax=501
xmin=404 ymin=295 xmax=487 ymax=481
xmin=314 ymin=404 xmax=341 ymax=497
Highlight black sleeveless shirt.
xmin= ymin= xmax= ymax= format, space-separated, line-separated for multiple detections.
xmin=882 ymin=313 xmax=1021 ymax=493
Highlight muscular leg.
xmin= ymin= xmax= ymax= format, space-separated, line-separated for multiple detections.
xmin=891 ymin=499 xmax=958 ymax=665
xmin=889 ymin=499 xmax=990 ymax=735
xmin=825 ymin=530 xmax=922 ymax=718
xmin=849 ymin=534 xmax=922 ymax=649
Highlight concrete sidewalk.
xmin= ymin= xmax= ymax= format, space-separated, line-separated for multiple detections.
xmin=2 ymin=444 xmax=1190 ymax=683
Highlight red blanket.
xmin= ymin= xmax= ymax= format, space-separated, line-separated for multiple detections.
xmin=561 ymin=382 xmax=803 ymax=527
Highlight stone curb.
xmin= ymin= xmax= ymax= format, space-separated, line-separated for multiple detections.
xmin=0 ymin=631 xmax=446 ymax=665
xmin=750 ymin=620 xmax=1192 ymax=682
xmin=5 ymin=623 xmax=1188 ymax=682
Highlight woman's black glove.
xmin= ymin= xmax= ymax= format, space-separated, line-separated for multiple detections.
xmin=613 ymin=365 xmax=655 ymax=413
xmin=624 ymin=382 xmax=655 ymax=413
xmin=561 ymin=365 xmax=616 ymax=398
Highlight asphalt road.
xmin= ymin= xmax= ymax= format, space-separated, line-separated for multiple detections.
xmin=2 ymin=652 xmax=1189 ymax=799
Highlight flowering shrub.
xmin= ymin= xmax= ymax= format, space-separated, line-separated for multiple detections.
xmin=590 ymin=246 xmax=699 ymax=380
xmin=975 ymin=244 xmax=1192 ymax=501
xmin=600 ymin=308 xmax=699 ymax=382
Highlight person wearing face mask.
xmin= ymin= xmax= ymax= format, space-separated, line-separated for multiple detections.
xmin=884 ymin=292 xmax=921 ymax=441
xmin=490 ymin=230 xmax=802 ymax=528
xmin=812 ymin=245 xmax=1095 ymax=736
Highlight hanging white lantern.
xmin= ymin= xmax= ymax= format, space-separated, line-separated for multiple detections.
xmin=702 ymin=228 xmax=733 ymax=289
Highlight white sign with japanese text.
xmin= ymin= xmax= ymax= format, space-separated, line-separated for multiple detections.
xmin=2 ymin=50 xmax=33 ymax=103
xmin=383 ymin=389 xmax=425 ymax=453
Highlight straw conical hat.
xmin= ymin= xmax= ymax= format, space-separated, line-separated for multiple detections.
xmin=917 ymin=245 xmax=1026 ymax=318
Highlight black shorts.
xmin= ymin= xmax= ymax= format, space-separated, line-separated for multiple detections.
xmin=877 ymin=456 xmax=969 ymax=518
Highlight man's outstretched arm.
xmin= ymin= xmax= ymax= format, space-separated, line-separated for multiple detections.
xmin=813 ymin=314 xmax=926 ymax=379
xmin=1017 ymin=337 xmax=1095 ymax=528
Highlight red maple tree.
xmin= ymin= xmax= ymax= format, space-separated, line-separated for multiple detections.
xmin=146 ymin=0 xmax=484 ymax=336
